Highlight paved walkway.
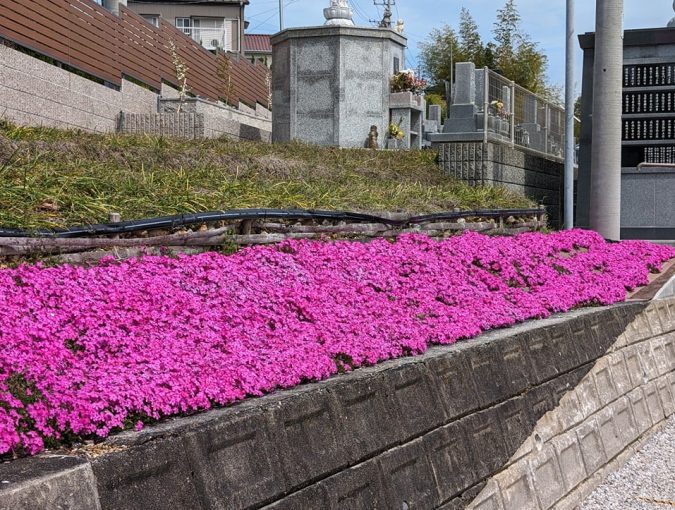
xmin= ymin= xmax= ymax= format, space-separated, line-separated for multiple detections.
xmin=581 ymin=416 xmax=675 ymax=509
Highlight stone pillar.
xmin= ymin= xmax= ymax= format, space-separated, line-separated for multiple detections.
xmin=589 ymin=0 xmax=624 ymax=240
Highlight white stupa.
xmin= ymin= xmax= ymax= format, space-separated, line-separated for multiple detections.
xmin=324 ymin=0 xmax=355 ymax=26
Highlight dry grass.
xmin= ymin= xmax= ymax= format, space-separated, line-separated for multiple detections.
xmin=0 ymin=121 xmax=534 ymax=230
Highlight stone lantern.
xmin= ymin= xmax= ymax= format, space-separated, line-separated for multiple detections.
xmin=324 ymin=0 xmax=354 ymax=26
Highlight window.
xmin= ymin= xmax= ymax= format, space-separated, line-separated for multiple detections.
xmin=141 ymin=15 xmax=160 ymax=27
xmin=175 ymin=17 xmax=192 ymax=35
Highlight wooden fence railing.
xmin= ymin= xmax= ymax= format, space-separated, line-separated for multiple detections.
xmin=0 ymin=0 xmax=270 ymax=108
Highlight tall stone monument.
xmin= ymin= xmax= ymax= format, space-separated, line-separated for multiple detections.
xmin=577 ymin=5 xmax=675 ymax=240
xmin=271 ymin=0 xmax=407 ymax=148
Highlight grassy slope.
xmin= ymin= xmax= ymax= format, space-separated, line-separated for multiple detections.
xmin=0 ymin=121 xmax=533 ymax=230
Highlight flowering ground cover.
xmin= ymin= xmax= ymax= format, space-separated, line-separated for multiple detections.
xmin=0 ymin=230 xmax=673 ymax=456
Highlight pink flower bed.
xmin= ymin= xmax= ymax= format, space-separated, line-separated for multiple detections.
xmin=0 ymin=230 xmax=673 ymax=456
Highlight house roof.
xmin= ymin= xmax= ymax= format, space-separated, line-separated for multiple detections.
xmin=244 ymin=34 xmax=272 ymax=53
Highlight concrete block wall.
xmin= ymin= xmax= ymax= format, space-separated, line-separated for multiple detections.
xmin=159 ymin=99 xmax=272 ymax=142
xmin=467 ymin=298 xmax=675 ymax=510
xmin=0 ymin=44 xmax=272 ymax=142
xmin=0 ymin=298 xmax=673 ymax=509
xmin=0 ymin=44 xmax=157 ymax=133
xmin=118 ymin=113 xmax=205 ymax=139
xmin=435 ymin=140 xmax=563 ymax=227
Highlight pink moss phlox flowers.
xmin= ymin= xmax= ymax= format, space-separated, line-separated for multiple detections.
xmin=0 ymin=229 xmax=673 ymax=456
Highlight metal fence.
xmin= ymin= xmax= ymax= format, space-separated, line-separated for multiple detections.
xmin=478 ymin=68 xmax=567 ymax=160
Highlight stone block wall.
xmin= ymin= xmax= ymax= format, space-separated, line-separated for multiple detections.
xmin=435 ymin=140 xmax=564 ymax=226
xmin=0 ymin=44 xmax=272 ymax=142
xmin=0 ymin=43 xmax=157 ymax=133
xmin=2 ymin=297 xmax=673 ymax=509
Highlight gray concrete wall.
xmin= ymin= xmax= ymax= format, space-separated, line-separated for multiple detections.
xmin=621 ymin=166 xmax=675 ymax=240
xmin=0 ymin=43 xmax=157 ymax=133
xmin=158 ymin=98 xmax=272 ymax=141
xmin=435 ymin=140 xmax=563 ymax=226
xmin=0 ymin=44 xmax=272 ymax=141
xmin=2 ymin=298 xmax=673 ymax=510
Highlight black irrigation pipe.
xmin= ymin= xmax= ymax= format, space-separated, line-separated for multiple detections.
xmin=0 ymin=208 xmax=545 ymax=239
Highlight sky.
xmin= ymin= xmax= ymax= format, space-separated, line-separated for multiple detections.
xmin=245 ymin=0 xmax=675 ymax=94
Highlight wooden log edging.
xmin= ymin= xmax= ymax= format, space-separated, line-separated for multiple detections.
xmin=0 ymin=207 xmax=547 ymax=258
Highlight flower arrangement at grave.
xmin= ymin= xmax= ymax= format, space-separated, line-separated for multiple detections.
xmin=489 ymin=100 xmax=509 ymax=120
xmin=388 ymin=122 xmax=405 ymax=140
xmin=390 ymin=69 xmax=427 ymax=95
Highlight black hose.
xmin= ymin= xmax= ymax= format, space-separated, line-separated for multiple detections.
xmin=0 ymin=208 xmax=544 ymax=239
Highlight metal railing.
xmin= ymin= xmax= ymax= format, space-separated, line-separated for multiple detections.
xmin=478 ymin=68 xmax=569 ymax=160
xmin=180 ymin=27 xmax=232 ymax=52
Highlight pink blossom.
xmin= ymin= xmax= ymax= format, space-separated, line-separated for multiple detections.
xmin=0 ymin=230 xmax=672 ymax=456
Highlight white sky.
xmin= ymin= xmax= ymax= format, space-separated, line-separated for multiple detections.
xmin=246 ymin=0 xmax=675 ymax=94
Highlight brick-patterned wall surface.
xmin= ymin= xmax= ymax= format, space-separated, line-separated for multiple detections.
xmin=435 ymin=141 xmax=563 ymax=227
xmin=1 ymin=299 xmax=673 ymax=510
xmin=0 ymin=1 xmax=270 ymax=108
xmin=0 ymin=44 xmax=158 ymax=133
xmin=467 ymin=298 xmax=675 ymax=510
xmin=117 ymin=113 xmax=205 ymax=140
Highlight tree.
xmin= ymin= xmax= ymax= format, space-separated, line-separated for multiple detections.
xmin=493 ymin=0 xmax=521 ymax=67
xmin=418 ymin=25 xmax=462 ymax=92
xmin=458 ymin=8 xmax=484 ymax=68
xmin=419 ymin=1 xmax=552 ymax=96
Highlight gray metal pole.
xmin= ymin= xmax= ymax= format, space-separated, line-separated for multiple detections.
xmin=564 ymin=0 xmax=575 ymax=229
xmin=279 ymin=0 xmax=285 ymax=31
xmin=589 ymin=0 xmax=623 ymax=240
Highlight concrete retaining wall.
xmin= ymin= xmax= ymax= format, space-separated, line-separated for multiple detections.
xmin=0 ymin=43 xmax=272 ymax=141
xmin=0 ymin=298 xmax=673 ymax=510
xmin=435 ymin=140 xmax=564 ymax=227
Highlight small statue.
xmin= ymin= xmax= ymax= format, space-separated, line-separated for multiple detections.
xmin=324 ymin=0 xmax=355 ymax=26
xmin=395 ymin=19 xmax=405 ymax=34
xmin=368 ymin=125 xmax=379 ymax=149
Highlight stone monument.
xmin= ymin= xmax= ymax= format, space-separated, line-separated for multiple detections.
xmin=271 ymin=1 xmax=408 ymax=148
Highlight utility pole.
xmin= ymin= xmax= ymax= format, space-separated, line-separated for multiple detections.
xmin=564 ymin=0 xmax=575 ymax=229
xmin=279 ymin=0 xmax=284 ymax=31
xmin=589 ymin=0 xmax=624 ymax=240
xmin=374 ymin=0 xmax=394 ymax=28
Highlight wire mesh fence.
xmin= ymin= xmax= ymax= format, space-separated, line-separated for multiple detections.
xmin=479 ymin=69 xmax=570 ymax=160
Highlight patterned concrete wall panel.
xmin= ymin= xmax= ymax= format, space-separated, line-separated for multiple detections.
xmin=268 ymin=389 xmax=350 ymax=490
xmin=0 ymin=456 xmax=101 ymax=510
xmin=321 ymin=460 xmax=388 ymax=509
xmin=181 ymin=410 xmax=285 ymax=509
xmin=423 ymin=420 xmax=477 ymax=502
xmin=466 ymin=298 xmax=675 ymax=510
xmin=425 ymin=350 xmax=483 ymax=418
xmin=329 ymin=372 xmax=403 ymax=462
xmin=91 ymin=436 xmax=202 ymax=510
xmin=378 ymin=439 xmax=440 ymax=509
xmin=385 ymin=363 xmax=447 ymax=441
